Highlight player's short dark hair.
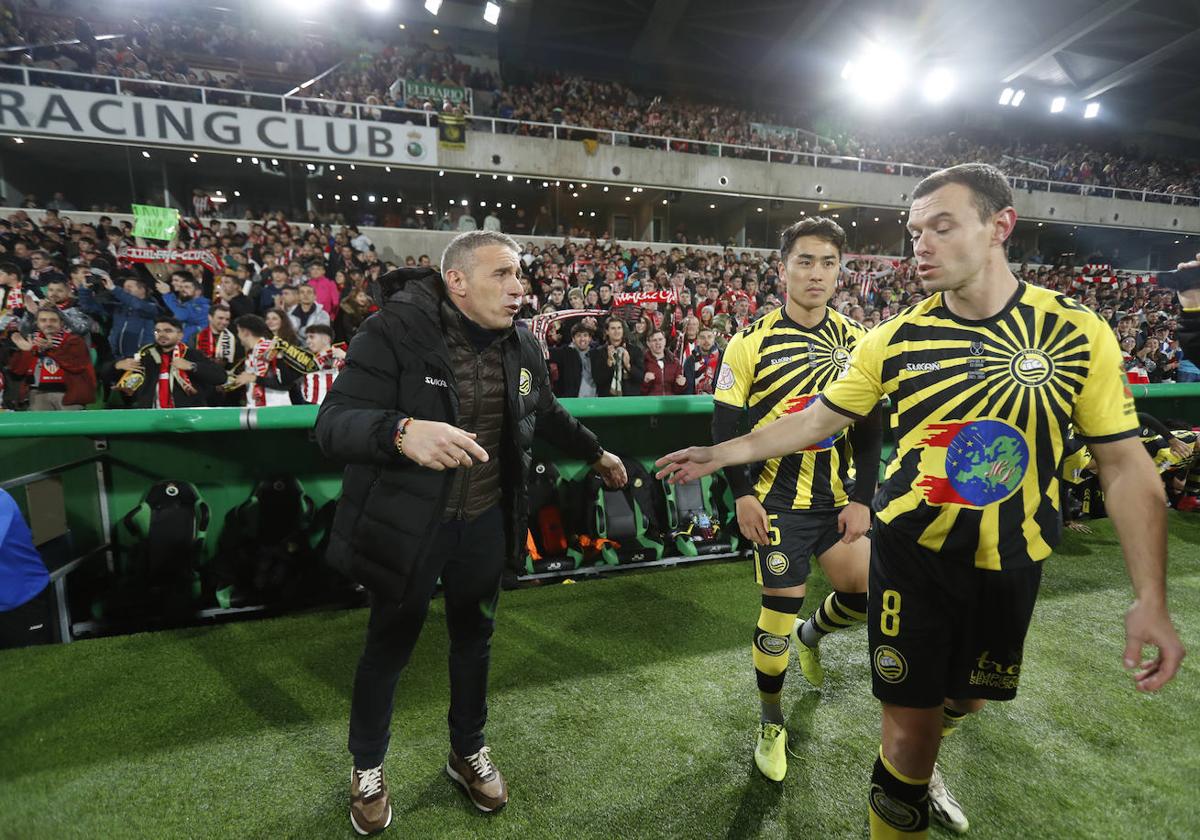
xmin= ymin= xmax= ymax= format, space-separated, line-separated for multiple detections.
xmin=306 ymin=323 xmax=334 ymax=339
xmin=780 ymin=217 xmax=846 ymax=262
xmin=913 ymin=162 xmax=1015 ymax=223
xmin=155 ymin=316 xmax=184 ymax=330
xmin=234 ymin=314 xmax=272 ymax=339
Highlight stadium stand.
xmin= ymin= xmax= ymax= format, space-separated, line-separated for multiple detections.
xmin=1 ymin=202 xmax=1191 ymax=412
xmin=2 ymin=4 xmax=1198 ymax=204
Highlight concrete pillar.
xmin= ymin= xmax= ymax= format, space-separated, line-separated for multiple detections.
xmin=0 ymin=153 xmax=16 ymax=207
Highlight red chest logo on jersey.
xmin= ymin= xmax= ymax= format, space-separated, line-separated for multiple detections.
xmin=783 ymin=395 xmax=839 ymax=450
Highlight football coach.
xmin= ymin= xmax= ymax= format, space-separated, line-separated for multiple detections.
xmin=316 ymin=230 xmax=627 ymax=835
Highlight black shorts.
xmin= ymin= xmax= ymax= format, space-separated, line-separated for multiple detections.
xmin=867 ymin=522 xmax=1043 ymax=707
xmin=753 ymin=509 xmax=843 ymax=588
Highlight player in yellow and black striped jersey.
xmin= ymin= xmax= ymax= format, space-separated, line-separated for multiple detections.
xmin=658 ymin=163 xmax=1184 ymax=840
xmin=711 ymin=216 xmax=883 ymax=784
xmin=1064 ymin=416 xmax=1200 ymax=522
xmin=716 ymin=308 xmax=869 ymax=511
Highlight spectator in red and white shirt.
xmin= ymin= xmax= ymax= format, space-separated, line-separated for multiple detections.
xmin=296 ymin=324 xmax=345 ymax=405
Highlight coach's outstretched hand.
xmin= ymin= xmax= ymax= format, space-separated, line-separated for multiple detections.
xmin=656 ymin=446 xmax=722 ymax=484
xmin=590 ymin=450 xmax=628 ymax=489
xmin=1123 ymin=599 xmax=1185 ymax=692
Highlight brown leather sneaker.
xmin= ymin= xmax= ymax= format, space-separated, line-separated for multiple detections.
xmin=350 ymin=765 xmax=393 ymax=835
xmin=446 ymin=746 xmax=508 ymax=812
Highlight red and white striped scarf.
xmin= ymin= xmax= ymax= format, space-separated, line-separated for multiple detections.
xmin=154 ymin=344 xmax=197 ymax=408
xmin=246 ymin=337 xmax=277 ymax=407
xmin=195 ymin=327 xmax=236 ymax=365
xmin=2 ymin=286 xmax=23 ymax=314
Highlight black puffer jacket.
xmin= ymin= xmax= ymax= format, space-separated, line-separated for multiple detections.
xmin=315 ymin=270 xmax=604 ymax=602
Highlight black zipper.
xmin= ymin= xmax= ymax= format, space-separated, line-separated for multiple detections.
xmin=455 ymin=353 xmax=484 ymax=520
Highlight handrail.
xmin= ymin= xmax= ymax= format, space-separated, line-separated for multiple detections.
xmin=0 ymin=453 xmax=106 ymax=490
xmin=2 ymin=388 xmax=1199 ymax=438
xmin=0 ymin=65 xmax=1198 ymax=207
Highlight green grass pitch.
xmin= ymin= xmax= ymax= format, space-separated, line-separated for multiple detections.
xmin=1 ymin=514 xmax=1197 ymax=839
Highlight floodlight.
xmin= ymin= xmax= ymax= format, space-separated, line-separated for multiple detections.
xmin=1010 ymin=89 xmax=1025 ymax=107
xmin=843 ymin=46 xmax=908 ymax=105
xmin=424 ymin=0 xmax=441 ymax=14
xmin=921 ymin=69 xmax=955 ymax=104
xmin=483 ymin=2 xmax=501 ymax=24
xmin=365 ymin=0 xmax=392 ymax=11
xmin=1050 ymin=96 xmax=1066 ymax=114
xmin=1084 ymin=102 xmax=1100 ymax=119
xmin=999 ymin=88 xmax=1014 ymax=105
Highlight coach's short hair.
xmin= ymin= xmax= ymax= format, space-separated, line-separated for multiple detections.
xmin=440 ymin=230 xmax=520 ymax=278
xmin=780 ymin=216 xmax=847 ymax=262
xmin=913 ymin=162 xmax=1015 ymax=223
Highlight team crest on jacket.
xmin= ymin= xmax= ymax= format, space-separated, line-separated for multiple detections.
xmin=519 ymin=367 xmax=532 ymax=396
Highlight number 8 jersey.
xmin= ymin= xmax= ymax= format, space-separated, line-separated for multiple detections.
xmin=821 ymin=283 xmax=1138 ymax=569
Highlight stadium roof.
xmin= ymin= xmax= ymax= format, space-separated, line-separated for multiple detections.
xmin=499 ymin=0 xmax=1200 ymax=138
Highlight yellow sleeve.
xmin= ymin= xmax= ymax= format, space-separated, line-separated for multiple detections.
xmin=821 ymin=322 xmax=888 ymax=419
xmin=713 ymin=331 xmax=755 ymax=409
xmin=1072 ymin=321 xmax=1138 ymax=442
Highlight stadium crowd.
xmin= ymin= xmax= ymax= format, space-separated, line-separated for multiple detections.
xmin=0 ymin=206 xmax=1194 ymax=411
xmin=3 ymin=4 xmax=1199 ymax=203
xmin=0 ymin=2 xmax=338 ymax=105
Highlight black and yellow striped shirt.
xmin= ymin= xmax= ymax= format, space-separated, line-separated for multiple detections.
xmin=821 ymin=282 xmax=1137 ymax=569
xmin=714 ymin=306 xmax=867 ymax=511
xmin=1143 ymin=429 xmax=1198 ymax=474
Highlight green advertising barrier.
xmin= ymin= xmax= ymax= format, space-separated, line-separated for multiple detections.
xmin=1 ymin=386 xmax=1198 ymax=589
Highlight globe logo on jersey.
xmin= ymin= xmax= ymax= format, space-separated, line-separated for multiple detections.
xmin=915 ymin=419 xmax=1030 ymax=507
xmin=783 ymin=394 xmax=841 ymax=450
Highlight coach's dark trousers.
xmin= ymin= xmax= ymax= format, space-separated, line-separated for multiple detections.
xmin=348 ymin=504 xmax=506 ymax=769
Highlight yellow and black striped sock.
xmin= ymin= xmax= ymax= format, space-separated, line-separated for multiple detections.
xmin=868 ymin=747 xmax=930 ymax=839
xmin=799 ymin=590 xmax=868 ymax=648
xmin=753 ymin=594 xmax=803 ymax=724
xmin=941 ymin=706 xmax=969 ymax=738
